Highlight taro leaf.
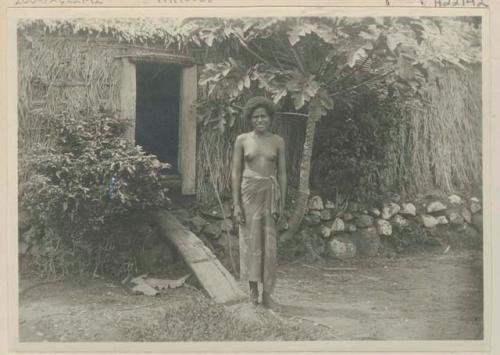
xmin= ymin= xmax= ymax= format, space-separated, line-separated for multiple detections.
xmin=374 ymin=17 xmax=385 ymax=26
xmin=359 ymin=24 xmax=381 ymax=41
xmin=229 ymin=82 xmax=240 ymax=98
xmin=319 ymin=89 xmax=334 ymax=110
xmin=244 ymin=74 xmax=251 ymax=88
xmin=224 ymin=24 xmax=244 ymax=39
xmin=397 ymin=55 xmax=416 ymax=81
xmin=347 ymin=47 xmax=367 ymax=68
xmin=304 ymin=78 xmax=320 ymax=98
xmin=288 ymin=22 xmax=336 ymax=46
xmin=252 ymin=66 xmax=282 ymax=94
xmin=320 ymin=106 xmax=328 ymax=116
xmin=200 ymin=30 xmax=216 ymax=47
xmin=359 ymin=31 xmax=376 ymax=41
xmin=409 ymin=20 xmax=426 ymax=45
xmin=435 ymin=20 xmax=443 ymax=34
xmin=144 ymin=274 xmax=191 ymax=290
xmin=198 ymin=75 xmax=215 ymax=87
xmin=207 ymin=83 xmax=217 ymax=97
xmin=228 ymin=57 xmax=240 ymax=69
xmin=286 ymin=77 xmax=302 ymax=92
xmin=130 ymin=275 xmax=159 ymax=296
xmin=313 ymin=24 xmax=337 ymax=44
xmin=386 ymin=33 xmax=402 ymax=52
xmin=308 ymin=98 xmax=323 ymax=122
xmin=287 ymin=23 xmax=309 ymax=46
xmin=287 ymin=73 xmax=320 ymax=109
xmin=273 ymin=88 xmax=288 ymax=104
xmin=414 ymin=63 xmax=429 ymax=80
xmin=254 ymin=18 xmax=280 ymax=31
xmin=292 ymin=92 xmax=305 ymax=110
xmin=325 ymin=49 xmax=338 ymax=64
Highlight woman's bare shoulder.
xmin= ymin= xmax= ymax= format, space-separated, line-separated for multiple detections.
xmin=235 ymin=132 xmax=250 ymax=143
xmin=271 ymin=133 xmax=285 ymax=145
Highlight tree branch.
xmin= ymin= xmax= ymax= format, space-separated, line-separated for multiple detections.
xmin=342 ymin=50 xmax=374 ymax=81
xmin=337 ymin=37 xmax=381 ymax=84
xmin=330 ymin=70 xmax=395 ymax=97
xmin=271 ymin=47 xmax=285 ymax=71
xmin=224 ymin=104 xmax=307 ymax=119
xmin=230 ymin=100 xmax=307 ymax=119
xmin=233 ymin=33 xmax=274 ymax=68
xmin=278 ymin=112 xmax=308 ymax=118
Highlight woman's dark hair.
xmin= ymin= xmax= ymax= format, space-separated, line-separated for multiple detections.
xmin=242 ymin=96 xmax=276 ymax=121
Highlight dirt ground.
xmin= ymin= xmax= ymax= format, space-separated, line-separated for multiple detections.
xmin=19 ymin=249 xmax=483 ymax=342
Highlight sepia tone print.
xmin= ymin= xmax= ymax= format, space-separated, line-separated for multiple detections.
xmin=16 ymin=16 xmax=483 ymax=343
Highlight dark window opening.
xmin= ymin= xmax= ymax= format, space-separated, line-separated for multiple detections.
xmin=136 ymin=62 xmax=181 ymax=172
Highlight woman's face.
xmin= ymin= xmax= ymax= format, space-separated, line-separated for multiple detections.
xmin=251 ymin=107 xmax=271 ymax=133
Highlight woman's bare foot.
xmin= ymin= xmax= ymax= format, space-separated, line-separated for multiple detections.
xmin=261 ymin=291 xmax=273 ymax=308
xmin=249 ymin=281 xmax=259 ymax=306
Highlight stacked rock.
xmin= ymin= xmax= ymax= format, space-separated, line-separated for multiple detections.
xmin=297 ymin=193 xmax=483 ymax=260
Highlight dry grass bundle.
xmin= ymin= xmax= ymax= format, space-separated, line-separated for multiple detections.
xmin=383 ymin=65 xmax=482 ymax=196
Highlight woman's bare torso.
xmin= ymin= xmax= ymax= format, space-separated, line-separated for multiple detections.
xmin=241 ymin=132 xmax=281 ymax=177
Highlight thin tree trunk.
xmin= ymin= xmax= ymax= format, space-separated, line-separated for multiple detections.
xmin=281 ymin=115 xmax=317 ymax=240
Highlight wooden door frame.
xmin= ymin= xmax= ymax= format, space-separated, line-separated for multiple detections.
xmin=117 ymin=53 xmax=197 ymax=195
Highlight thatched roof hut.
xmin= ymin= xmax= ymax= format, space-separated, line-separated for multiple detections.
xmin=17 ymin=18 xmax=482 ymax=205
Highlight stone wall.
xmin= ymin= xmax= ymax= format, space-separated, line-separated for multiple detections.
xmin=294 ymin=193 xmax=483 ymax=260
xmin=171 ymin=192 xmax=483 ymax=265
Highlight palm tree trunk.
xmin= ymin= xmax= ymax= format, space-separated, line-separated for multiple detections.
xmin=281 ymin=115 xmax=317 ymax=240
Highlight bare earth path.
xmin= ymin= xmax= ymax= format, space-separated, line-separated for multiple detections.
xmin=273 ymin=249 xmax=483 ymax=340
xmin=19 ymin=250 xmax=483 ymax=342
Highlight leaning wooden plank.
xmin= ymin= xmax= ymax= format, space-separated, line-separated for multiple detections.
xmin=154 ymin=210 xmax=215 ymax=264
xmin=153 ymin=210 xmax=247 ymax=304
xmin=190 ymin=261 xmax=246 ymax=304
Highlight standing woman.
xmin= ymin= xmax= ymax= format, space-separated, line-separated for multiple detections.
xmin=231 ymin=97 xmax=287 ymax=308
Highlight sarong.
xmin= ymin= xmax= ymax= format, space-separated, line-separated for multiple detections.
xmin=238 ymin=168 xmax=281 ymax=293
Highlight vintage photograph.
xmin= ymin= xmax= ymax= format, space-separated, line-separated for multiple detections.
xmin=16 ymin=14 xmax=484 ymax=343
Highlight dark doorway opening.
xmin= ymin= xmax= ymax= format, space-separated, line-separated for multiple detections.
xmin=136 ymin=62 xmax=181 ymax=172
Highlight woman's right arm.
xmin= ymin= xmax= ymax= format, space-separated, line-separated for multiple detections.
xmin=232 ymin=135 xmax=245 ymax=224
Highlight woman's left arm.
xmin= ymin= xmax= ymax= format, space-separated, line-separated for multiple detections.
xmin=277 ymin=136 xmax=287 ymax=223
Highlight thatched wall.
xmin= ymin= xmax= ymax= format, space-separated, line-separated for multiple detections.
xmin=384 ymin=65 xmax=482 ymax=196
xmin=17 ymin=31 xmax=173 ymax=181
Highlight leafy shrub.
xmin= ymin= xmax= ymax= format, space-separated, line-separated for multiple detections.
xmin=311 ymin=91 xmax=402 ymax=203
xmin=20 ymin=112 xmax=171 ymax=277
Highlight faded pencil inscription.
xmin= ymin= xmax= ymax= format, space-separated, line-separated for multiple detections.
xmin=15 ymin=0 xmax=104 ymax=5
xmin=157 ymin=0 xmax=213 ymax=3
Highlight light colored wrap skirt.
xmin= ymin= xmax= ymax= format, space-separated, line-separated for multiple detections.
xmin=238 ymin=168 xmax=281 ymax=293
